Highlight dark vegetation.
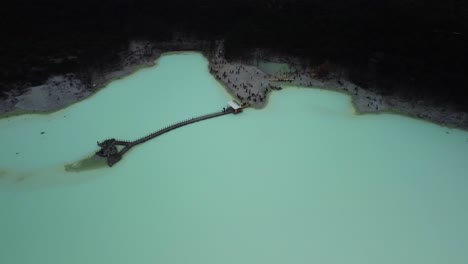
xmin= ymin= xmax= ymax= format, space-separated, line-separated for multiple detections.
xmin=1 ymin=0 xmax=467 ymax=109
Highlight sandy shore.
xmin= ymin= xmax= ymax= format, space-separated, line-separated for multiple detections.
xmin=1 ymin=39 xmax=467 ymax=131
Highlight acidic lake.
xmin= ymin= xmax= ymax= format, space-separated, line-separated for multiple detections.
xmin=1 ymin=52 xmax=468 ymax=264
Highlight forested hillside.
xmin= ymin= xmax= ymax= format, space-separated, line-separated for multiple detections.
xmin=2 ymin=0 xmax=467 ymax=108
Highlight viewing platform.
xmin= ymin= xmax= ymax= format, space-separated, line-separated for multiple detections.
xmin=228 ymin=100 xmax=243 ymax=114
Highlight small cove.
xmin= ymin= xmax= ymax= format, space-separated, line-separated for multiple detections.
xmin=1 ymin=52 xmax=467 ymax=264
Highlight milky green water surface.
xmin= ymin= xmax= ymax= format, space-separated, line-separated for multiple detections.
xmin=257 ymin=61 xmax=295 ymax=75
xmin=1 ymin=52 xmax=468 ymax=264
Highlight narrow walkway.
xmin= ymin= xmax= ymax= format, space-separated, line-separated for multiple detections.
xmin=96 ymin=107 xmax=236 ymax=167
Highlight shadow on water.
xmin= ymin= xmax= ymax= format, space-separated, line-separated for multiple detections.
xmin=0 ymin=153 xmax=109 ymax=190
xmin=64 ymin=154 xmax=108 ymax=172
xmin=0 ymin=168 xmax=35 ymax=185
xmin=0 ymin=169 xmax=7 ymax=180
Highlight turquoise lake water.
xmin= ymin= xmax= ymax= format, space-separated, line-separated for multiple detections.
xmin=1 ymin=52 xmax=468 ymax=264
xmin=257 ymin=62 xmax=295 ymax=75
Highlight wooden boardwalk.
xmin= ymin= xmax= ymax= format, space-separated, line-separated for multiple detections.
xmin=96 ymin=108 xmax=235 ymax=167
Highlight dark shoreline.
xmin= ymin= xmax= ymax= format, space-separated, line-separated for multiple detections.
xmin=1 ymin=1 xmax=468 ymax=129
xmin=3 ymin=1 xmax=467 ymax=108
xmin=1 ymin=40 xmax=467 ymax=131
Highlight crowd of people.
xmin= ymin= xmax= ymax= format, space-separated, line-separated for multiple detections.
xmin=209 ymin=47 xmax=272 ymax=108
